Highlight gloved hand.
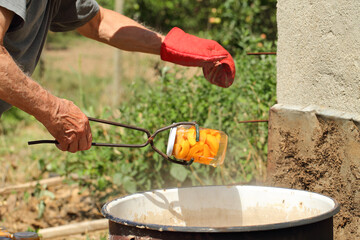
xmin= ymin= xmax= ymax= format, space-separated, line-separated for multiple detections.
xmin=38 ymin=98 xmax=92 ymax=153
xmin=160 ymin=27 xmax=235 ymax=88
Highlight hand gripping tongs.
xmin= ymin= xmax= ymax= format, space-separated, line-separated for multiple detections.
xmin=28 ymin=117 xmax=200 ymax=166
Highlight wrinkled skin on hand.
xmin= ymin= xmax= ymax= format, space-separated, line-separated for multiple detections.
xmin=0 ymin=24 xmax=91 ymax=153
xmin=41 ymin=98 xmax=92 ymax=153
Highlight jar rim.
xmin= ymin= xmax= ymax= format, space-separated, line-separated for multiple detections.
xmin=166 ymin=126 xmax=177 ymax=156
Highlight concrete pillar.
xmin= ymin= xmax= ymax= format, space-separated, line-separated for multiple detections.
xmin=268 ymin=1 xmax=360 ymax=239
xmin=276 ymin=0 xmax=360 ymax=113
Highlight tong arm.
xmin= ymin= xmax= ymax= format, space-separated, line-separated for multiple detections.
xmin=28 ymin=118 xmax=199 ymax=166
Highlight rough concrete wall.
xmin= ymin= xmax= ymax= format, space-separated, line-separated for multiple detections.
xmin=271 ymin=0 xmax=360 ymax=239
xmin=277 ymin=0 xmax=360 ymax=114
xmin=267 ymin=104 xmax=360 ymax=240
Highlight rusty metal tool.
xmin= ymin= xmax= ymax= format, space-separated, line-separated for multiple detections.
xmin=28 ymin=117 xmax=200 ymax=166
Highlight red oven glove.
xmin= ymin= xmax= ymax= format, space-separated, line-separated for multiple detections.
xmin=160 ymin=27 xmax=235 ymax=88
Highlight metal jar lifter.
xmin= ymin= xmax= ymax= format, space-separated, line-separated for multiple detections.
xmin=29 ymin=117 xmax=228 ymax=167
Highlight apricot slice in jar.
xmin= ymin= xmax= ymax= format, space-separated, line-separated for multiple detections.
xmin=173 ymin=143 xmax=182 ymax=157
xmin=186 ymin=142 xmax=204 ymax=161
xmin=206 ymin=134 xmax=219 ymax=155
xmin=187 ymin=127 xmax=196 ymax=146
xmin=178 ymin=140 xmax=190 ymax=159
xmin=203 ymin=144 xmax=211 ymax=158
xmin=199 ymin=130 xmax=207 ymax=143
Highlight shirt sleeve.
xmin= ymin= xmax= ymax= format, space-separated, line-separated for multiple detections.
xmin=0 ymin=0 xmax=26 ymax=32
xmin=50 ymin=0 xmax=99 ymax=32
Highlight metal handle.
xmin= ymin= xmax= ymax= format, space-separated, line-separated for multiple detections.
xmin=28 ymin=117 xmax=199 ymax=166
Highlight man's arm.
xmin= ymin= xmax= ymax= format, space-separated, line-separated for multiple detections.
xmin=77 ymin=6 xmax=235 ymax=88
xmin=77 ymin=6 xmax=164 ymax=55
xmin=0 ymin=6 xmax=92 ymax=153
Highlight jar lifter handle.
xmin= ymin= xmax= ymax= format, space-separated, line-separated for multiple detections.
xmin=28 ymin=117 xmax=199 ymax=166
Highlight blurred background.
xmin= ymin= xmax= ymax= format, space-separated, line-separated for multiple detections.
xmin=0 ymin=0 xmax=277 ymax=237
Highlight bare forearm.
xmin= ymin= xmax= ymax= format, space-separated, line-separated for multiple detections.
xmin=0 ymin=46 xmax=58 ymax=121
xmin=0 ymin=6 xmax=92 ymax=152
xmin=77 ymin=7 xmax=164 ymax=55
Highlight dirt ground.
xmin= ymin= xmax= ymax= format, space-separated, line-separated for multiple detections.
xmin=267 ymin=107 xmax=360 ymax=240
xmin=0 ymin=183 xmax=107 ymax=238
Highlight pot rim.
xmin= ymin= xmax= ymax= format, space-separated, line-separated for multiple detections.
xmin=101 ymin=185 xmax=340 ymax=233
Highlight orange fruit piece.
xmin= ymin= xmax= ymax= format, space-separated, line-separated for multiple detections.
xmin=175 ymin=133 xmax=182 ymax=144
xmin=199 ymin=130 xmax=207 ymax=143
xmin=197 ymin=156 xmax=212 ymax=165
xmin=203 ymin=144 xmax=211 ymax=158
xmin=173 ymin=143 xmax=182 ymax=158
xmin=176 ymin=127 xmax=187 ymax=141
xmin=215 ymin=133 xmax=221 ymax=142
xmin=187 ymin=127 xmax=197 ymax=146
xmin=193 ymin=150 xmax=203 ymax=162
xmin=186 ymin=142 xmax=204 ymax=161
xmin=178 ymin=140 xmax=190 ymax=159
xmin=206 ymin=134 xmax=219 ymax=156
xmin=210 ymin=129 xmax=219 ymax=135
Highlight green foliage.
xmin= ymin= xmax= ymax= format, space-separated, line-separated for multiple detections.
xmin=124 ymin=0 xmax=213 ymax=33
xmin=0 ymin=108 xmax=30 ymax=135
xmin=207 ymin=0 xmax=277 ymax=55
xmin=124 ymin=0 xmax=277 ymax=54
xmin=97 ymin=0 xmax=115 ymax=10
xmin=124 ymin=0 xmax=275 ymax=34
xmin=61 ymin=51 xmax=276 ymax=197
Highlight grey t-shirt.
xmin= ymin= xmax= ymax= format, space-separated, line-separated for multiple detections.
xmin=0 ymin=0 xmax=99 ymax=115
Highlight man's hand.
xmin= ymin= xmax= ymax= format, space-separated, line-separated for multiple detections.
xmin=0 ymin=6 xmax=92 ymax=153
xmin=40 ymin=98 xmax=92 ymax=153
xmin=160 ymin=27 xmax=236 ymax=88
xmin=0 ymin=45 xmax=93 ymax=152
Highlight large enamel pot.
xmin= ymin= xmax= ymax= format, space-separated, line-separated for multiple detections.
xmin=102 ymin=185 xmax=340 ymax=240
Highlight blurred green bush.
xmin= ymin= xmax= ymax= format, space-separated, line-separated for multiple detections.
xmin=124 ymin=0 xmax=277 ymax=54
xmin=97 ymin=0 xmax=276 ymax=53
xmin=49 ymin=0 xmax=277 ymax=196
xmin=61 ymin=51 xmax=276 ymax=196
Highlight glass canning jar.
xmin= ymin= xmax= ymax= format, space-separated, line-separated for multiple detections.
xmin=167 ymin=125 xmax=228 ymax=167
